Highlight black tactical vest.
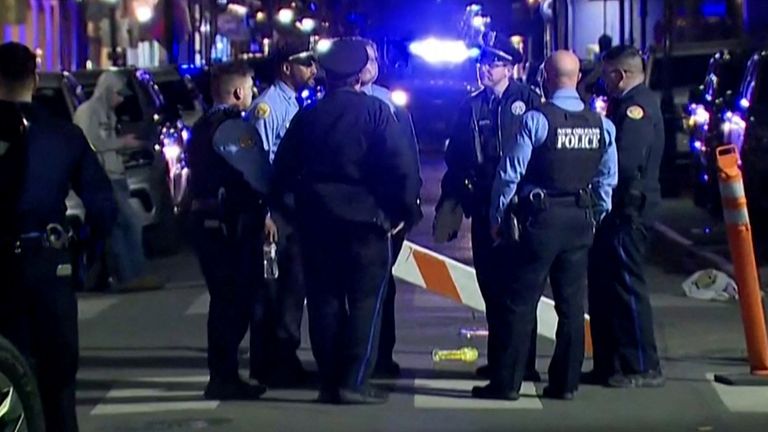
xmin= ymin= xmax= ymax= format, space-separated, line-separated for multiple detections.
xmin=525 ymin=103 xmax=605 ymax=195
xmin=186 ymin=107 xmax=260 ymax=213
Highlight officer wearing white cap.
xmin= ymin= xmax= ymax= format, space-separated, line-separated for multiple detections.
xmin=272 ymin=38 xmax=421 ymax=404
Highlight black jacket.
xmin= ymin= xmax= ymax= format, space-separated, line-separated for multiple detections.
xmin=441 ymin=81 xmax=541 ymax=217
xmin=1 ymin=102 xmax=116 ymax=242
xmin=272 ymin=88 xmax=422 ymax=230
xmin=606 ymin=83 xmax=664 ymax=219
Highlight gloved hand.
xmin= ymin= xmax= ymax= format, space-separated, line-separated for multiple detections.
xmin=433 ymin=197 xmax=462 ymax=243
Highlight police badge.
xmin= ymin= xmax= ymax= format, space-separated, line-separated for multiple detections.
xmin=510 ymin=101 xmax=527 ymax=115
xmin=255 ymin=102 xmax=271 ymax=119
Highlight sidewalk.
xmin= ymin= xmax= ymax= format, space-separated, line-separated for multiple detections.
xmin=651 ymin=197 xmax=768 ymax=287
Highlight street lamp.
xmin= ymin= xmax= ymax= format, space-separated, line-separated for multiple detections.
xmin=135 ymin=5 xmax=154 ymax=23
xmin=277 ymin=8 xmax=295 ymax=25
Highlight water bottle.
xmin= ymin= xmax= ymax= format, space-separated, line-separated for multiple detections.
xmin=431 ymin=347 xmax=479 ymax=363
xmin=263 ymin=241 xmax=278 ymax=280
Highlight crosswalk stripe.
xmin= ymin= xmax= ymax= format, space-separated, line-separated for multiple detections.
xmin=78 ymin=298 xmax=119 ymax=320
xmin=708 ymin=373 xmax=768 ymax=413
xmin=89 ymin=375 xmax=218 ymax=416
xmin=186 ymin=294 xmax=210 ymax=315
xmin=91 ymin=401 xmax=219 ymax=415
xmin=413 ymin=379 xmax=543 ymax=409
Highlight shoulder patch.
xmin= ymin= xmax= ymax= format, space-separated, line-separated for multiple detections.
xmin=0 ymin=141 xmax=9 ymax=156
xmin=255 ymin=102 xmax=271 ymax=119
xmin=626 ymin=105 xmax=644 ymax=120
xmin=510 ymin=101 xmax=527 ymax=115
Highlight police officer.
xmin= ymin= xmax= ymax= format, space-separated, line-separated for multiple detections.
xmin=272 ymin=38 xmax=421 ymax=404
xmin=436 ymin=35 xmax=541 ymax=382
xmin=0 ymin=42 xmax=117 ymax=431
xmin=584 ymin=45 xmax=665 ymax=388
xmin=359 ymin=37 xmax=423 ymax=378
xmin=187 ymin=62 xmax=270 ymax=400
xmin=473 ymin=50 xmax=618 ymax=401
xmin=247 ymin=39 xmax=318 ymax=387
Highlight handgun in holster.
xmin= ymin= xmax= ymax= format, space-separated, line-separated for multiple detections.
xmin=499 ymin=196 xmax=521 ymax=244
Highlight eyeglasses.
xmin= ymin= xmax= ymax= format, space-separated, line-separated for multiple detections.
xmin=478 ymin=62 xmax=507 ymax=70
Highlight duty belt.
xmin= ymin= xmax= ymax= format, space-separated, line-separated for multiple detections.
xmin=12 ymin=223 xmax=70 ymax=254
xmin=527 ymin=188 xmax=595 ymax=210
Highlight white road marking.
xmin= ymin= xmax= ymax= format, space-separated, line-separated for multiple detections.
xmin=413 ymin=379 xmax=543 ymax=409
xmin=89 ymin=375 xmax=218 ymax=416
xmin=708 ymin=373 xmax=768 ymax=413
xmin=78 ymin=298 xmax=119 ymax=320
xmin=186 ymin=293 xmax=210 ymax=315
xmin=91 ymin=401 xmax=218 ymax=415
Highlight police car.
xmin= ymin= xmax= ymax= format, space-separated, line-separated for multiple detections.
xmin=685 ymin=49 xmax=749 ymax=214
xmin=718 ymin=50 xmax=768 ymax=237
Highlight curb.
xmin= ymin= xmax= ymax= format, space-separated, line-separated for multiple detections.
xmin=652 ymin=221 xmax=735 ymax=276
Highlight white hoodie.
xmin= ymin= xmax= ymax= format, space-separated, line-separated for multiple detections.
xmin=73 ymin=71 xmax=127 ymax=180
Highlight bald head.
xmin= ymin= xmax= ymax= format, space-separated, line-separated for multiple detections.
xmin=543 ymin=50 xmax=581 ymax=95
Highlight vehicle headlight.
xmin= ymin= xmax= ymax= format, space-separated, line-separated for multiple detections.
xmin=391 ymin=89 xmax=409 ymax=107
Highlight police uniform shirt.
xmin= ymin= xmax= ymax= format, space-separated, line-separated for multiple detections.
xmin=211 ymin=105 xmax=271 ymax=194
xmin=362 ymin=83 xmax=396 ymax=114
xmin=445 ymin=81 xmax=542 ymax=189
xmin=249 ymin=80 xmax=300 ymax=164
xmin=607 ymin=83 xmax=664 ymax=205
xmin=490 ymin=88 xmax=619 ymax=225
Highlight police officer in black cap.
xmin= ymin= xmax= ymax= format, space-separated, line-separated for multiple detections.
xmin=585 ymin=45 xmax=665 ymax=389
xmin=186 ymin=62 xmax=270 ymax=400
xmin=0 ymin=42 xmax=116 ymax=431
xmin=435 ymin=34 xmax=541 ymax=382
xmin=272 ymin=38 xmax=422 ymax=404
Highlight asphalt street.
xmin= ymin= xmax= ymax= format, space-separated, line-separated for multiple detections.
xmin=74 ymin=155 xmax=768 ymax=432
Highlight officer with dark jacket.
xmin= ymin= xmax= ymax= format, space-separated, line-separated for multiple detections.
xmin=186 ymin=62 xmax=270 ymax=400
xmin=585 ymin=45 xmax=665 ymax=388
xmin=358 ymin=37 xmax=423 ymax=378
xmin=272 ymin=38 xmax=422 ymax=404
xmin=0 ymin=42 xmax=117 ymax=432
xmin=435 ymin=35 xmax=541 ymax=381
xmin=474 ymin=50 xmax=618 ymax=401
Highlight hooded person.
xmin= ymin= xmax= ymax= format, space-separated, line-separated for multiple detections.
xmin=73 ymin=71 xmax=162 ymax=292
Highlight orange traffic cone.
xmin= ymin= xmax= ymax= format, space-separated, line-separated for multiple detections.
xmin=712 ymin=145 xmax=768 ymax=386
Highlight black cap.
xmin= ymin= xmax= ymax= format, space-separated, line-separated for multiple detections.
xmin=479 ymin=36 xmax=523 ymax=65
xmin=317 ymin=38 xmax=369 ymax=81
xmin=0 ymin=42 xmax=37 ymax=84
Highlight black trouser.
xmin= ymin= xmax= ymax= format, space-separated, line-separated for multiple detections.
xmin=588 ymin=212 xmax=660 ymax=376
xmin=300 ymin=218 xmax=391 ymax=393
xmin=189 ymin=211 xmax=266 ymax=384
xmin=377 ymin=230 xmax=406 ymax=366
xmin=0 ymin=245 xmax=79 ymax=432
xmin=494 ymin=202 xmax=594 ymax=393
xmin=471 ymin=211 xmax=538 ymax=375
xmin=251 ymin=211 xmax=306 ymax=380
